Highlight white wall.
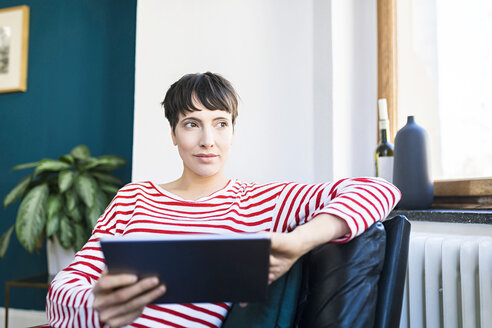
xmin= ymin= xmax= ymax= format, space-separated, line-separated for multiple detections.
xmin=331 ymin=0 xmax=378 ymax=179
xmin=133 ymin=0 xmax=378 ymax=184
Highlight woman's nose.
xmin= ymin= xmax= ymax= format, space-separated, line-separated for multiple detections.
xmin=200 ymin=127 xmax=214 ymax=148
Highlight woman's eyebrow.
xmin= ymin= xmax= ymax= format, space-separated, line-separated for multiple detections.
xmin=181 ymin=116 xmax=201 ymax=122
xmin=181 ymin=116 xmax=230 ymax=122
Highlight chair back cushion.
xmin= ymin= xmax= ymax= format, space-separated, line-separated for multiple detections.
xmin=296 ymin=221 xmax=386 ymax=328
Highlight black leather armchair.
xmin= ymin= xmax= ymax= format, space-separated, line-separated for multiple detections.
xmin=375 ymin=215 xmax=411 ymax=328
xmin=224 ymin=215 xmax=411 ymax=328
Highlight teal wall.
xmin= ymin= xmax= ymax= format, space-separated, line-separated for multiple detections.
xmin=0 ymin=0 xmax=137 ymax=310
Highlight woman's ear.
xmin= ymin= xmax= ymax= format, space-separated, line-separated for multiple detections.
xmin=170 ymin=126 xmax=177 ymax=146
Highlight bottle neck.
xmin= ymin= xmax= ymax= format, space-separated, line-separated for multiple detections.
xmin=379 ymin=119 xmax=390 ymax=143
xmin=380 ymin=128 xmax=388 ymax=143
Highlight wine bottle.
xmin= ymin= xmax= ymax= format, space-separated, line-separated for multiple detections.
xmin=375 ymin=98 xmax=394 ymax=182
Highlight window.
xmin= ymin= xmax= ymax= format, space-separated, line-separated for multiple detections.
xmin=397 ymin=0 xmax=492 ymax=179
xmin=378 ymin=0 xmax=492 ymax=207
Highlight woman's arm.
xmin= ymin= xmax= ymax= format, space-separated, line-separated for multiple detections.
xmin=46 ymin=183 xmax=168 ymax=328
xmin=273 ymin=177 xmax=400 ymax=240
xmin=47 ymin=241 xmax=167 ymax=328
xmin=268 ymin=177 xmax=400 ymax=283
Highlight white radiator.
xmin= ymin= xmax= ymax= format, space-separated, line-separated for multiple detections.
xmin=399 ymin=231 xmax=492 ymax=328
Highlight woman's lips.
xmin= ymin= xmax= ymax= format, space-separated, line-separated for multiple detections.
xmin=194 ymin=154 xmax=218 ymax=163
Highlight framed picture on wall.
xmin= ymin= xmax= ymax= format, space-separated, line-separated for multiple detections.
xmin=0 ymin=5 xmax=29 ymax=93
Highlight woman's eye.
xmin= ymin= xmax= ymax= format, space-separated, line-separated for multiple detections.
xmin=184 ymin=122 xmax=198 ymax=128
xmin=217 ymin=121 xmax=228 ymax=128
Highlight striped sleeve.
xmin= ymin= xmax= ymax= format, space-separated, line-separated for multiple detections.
xmin=271 ymin=177 xmax=401 ymax=242
xmin=46 ymin=185 xmax=132 ymax=328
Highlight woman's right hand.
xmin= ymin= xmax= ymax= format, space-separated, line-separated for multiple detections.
xmin=92 ymin=271 xmax=166 ymax=328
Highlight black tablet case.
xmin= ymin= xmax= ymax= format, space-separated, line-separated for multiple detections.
xmin=100 ymin=234 xmax=270 ymax=304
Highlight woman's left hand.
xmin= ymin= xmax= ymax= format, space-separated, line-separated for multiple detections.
xmin=268 ymin=214 xmax=350 ymax=285
xmin=268 ymin=231 xmax=306 ymax=284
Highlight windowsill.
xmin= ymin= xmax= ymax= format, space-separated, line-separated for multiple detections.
xmin=391 ymin=209 xmax=492 ymax=225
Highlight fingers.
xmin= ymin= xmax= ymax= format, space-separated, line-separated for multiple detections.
xmin=268 ymin=256 xmax=282 ymax=284
xmin=94 ymin=276 xmax=161 ymax=310
xmin=98 ymin=283 xmax=166 ymax=325
xmin=269 ymin=263 xmax=285 ymax=283
xmin=269 ymin=255 xmax=284 ymax=272
xmin=93 ymin=273 xmax=138 ymax=295
xmin=269 ymin=255 xmax=281 ymax=283
xmin=270 ymin=253 xmax=286 ymax=266
xmin=269 ymin=253 xmax=295 ymax=284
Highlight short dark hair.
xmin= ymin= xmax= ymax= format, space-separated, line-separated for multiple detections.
xmin=162 ymin=72 xmax=239 ymax=132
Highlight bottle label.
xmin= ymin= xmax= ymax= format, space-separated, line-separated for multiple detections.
xmin=377 ymin=157 xmax=394 ymax=183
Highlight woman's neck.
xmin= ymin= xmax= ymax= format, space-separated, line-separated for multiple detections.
xmin=161 ymin=171 xmax=229 ymax=201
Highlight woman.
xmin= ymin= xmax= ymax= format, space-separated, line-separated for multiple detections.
xmin=47 ymin=72 xmax=400 ymax=328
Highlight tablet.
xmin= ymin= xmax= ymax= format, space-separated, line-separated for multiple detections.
xmin=99 ymin=233 xmax=271 ymax=304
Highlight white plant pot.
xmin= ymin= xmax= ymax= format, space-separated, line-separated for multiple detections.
xmin=47 ymin=237 xmax=75 ymax=276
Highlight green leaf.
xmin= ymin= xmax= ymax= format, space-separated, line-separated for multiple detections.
xmin=85 ymin=187 xmax=108 ymax=228
xmin=70 ymin=145 xmax=91 ymax=160
xmin=65 ymin=188 xmax=78 ymax=211
xmin=93 ymin=155 xmax=126 ymax=171
xmin=100 ymin=183 xmax=120 ymax=195
xmin=15 ymin=183 xmax=49 ymax=253
xmin=67 ymin=205 xmax=83 ymax=223
xmin=59 ymin=154 xmax=75 ymax=164
xmin=0 ymin=225 xmax=15 ymax=258
xmin=81 ymin=157 xmax=100 ymax=171
xmin=75 ymin=174 xmax=98 ymax=208
xmin=58 ymin=170 xmax=75 ymax=193
xmin=73 ymin=223 xmax=88 ymax=252
xmin=34 ymin=159 xmax=71 ymax=176
xmin=91 ymin=172 xmax=123 ymax=185
xmin=11 ymin=161 xmax=39 ymax=172
xmin=3 ymin=175 xmax=32 ymax=208
xmin=58 ymin=215 xmax=74 ymax=249
xmin=46 ymin=194 xmax=63 ymax=221
xmin=46 ymin=213 xmax=61 ymax=238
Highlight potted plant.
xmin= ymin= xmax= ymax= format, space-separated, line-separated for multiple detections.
xmin=0 ymin=145 xmax=126 ymax=269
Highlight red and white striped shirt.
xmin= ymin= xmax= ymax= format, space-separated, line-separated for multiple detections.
xmin=46 ymin=178 xmax=400 ymax=328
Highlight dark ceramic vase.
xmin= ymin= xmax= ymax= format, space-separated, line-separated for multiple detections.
xmin=393 ymin=116 xmax=433 ymax=209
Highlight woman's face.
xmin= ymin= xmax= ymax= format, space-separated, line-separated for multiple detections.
xmin=172 ymin=100 xmax=234 ymax=179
